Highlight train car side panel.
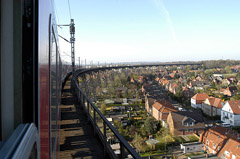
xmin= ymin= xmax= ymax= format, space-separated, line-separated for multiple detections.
xmin=38 ymin=1 xmax=52 ymax=158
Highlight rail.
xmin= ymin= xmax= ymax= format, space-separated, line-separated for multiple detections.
xmin=74 ymin=62 xmax=203 ymax=79
xmin=73 ymin=79 xmax=141 ymax=159
xmin=71 ymin=62 xmax=202 ymax=158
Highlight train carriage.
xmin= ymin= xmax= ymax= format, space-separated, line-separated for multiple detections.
xmin=0 ymin=0 xmax=70 ymax=158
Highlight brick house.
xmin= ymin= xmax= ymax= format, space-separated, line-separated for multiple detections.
xmin=191 ymin=93 xmax=209 ymax=109
xmin=145 ymin=96 xmax=156 ymax=115
xmin=152 ymin=99 xmax=177 ymax=121
xmin=159 ymin=79 xmax=169 ymax=86
xmin=199 ymin=125 xmax=240 ymax=158
xmin=167 ymin=110 xmax=205 ymax=136
xmin=202 ymin=97 xmax=224 ymax=117
xmin=169 ymin=83 xmax=178 ymax=95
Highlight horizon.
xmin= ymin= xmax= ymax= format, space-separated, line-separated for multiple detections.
xmin=55 ymin=0 xmax=240 ymax=64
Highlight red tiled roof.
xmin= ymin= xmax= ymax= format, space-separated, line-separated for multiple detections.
xmin=204 ymin=97 xmax=224 ymax=109
xmin=199 ymin=126 xmax=240 ymax=158
xmin=152 ymin=99 xmax=177 ymax=113
xmin=228 ymin=100 xmax=240 ymax=114
xmin=192 ymin=93 xmax=209 ymax=101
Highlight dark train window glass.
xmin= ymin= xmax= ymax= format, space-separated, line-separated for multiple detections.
xmin=28 ymin=142 xmax=37 ymax=159
xmin=50 ymin=27 xmax=57 ymax=159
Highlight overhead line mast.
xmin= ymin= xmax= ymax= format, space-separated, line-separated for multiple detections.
xmin=58 ymin=19 xmax=75 ymax=77
xmin=70 ymin=19 xmax=75 ymax=77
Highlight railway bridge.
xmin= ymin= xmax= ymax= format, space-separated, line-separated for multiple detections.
xmin=59 ymin=62 xmax=202 ymax=159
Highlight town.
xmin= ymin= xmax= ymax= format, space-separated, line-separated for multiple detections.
xmin=78 ymin=60 xmax=240 ymax=159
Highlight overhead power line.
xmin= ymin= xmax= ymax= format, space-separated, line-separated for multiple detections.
xmin=53 ymin=0 xmax=60 ymax=24
xmin=68 ymin=0 xmax=72 ymax=19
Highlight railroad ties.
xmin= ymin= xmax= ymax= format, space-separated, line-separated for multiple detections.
xmin=60 ymin=78 xmax=109 ymax=159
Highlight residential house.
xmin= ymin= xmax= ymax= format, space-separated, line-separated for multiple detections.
xmin=130 ymin=77 xmax=135 ymax=83
xmin=202 ymin=97 xmax=225 ymax=117
xmin=167 ymin=110 xmax=205 ymax=136
xmin=220 ymin=86 xmax=238 ymax=97
xmin=221 ymin=100 xmax=240 ymax=126
xmin=227 ymin=76 xmax=237 ymax=83
xmin=188 ymin=80 xmax=211 ymax=89
xmin=213 ymin=78 xmax=222 ymax=85
xmin=182 ymin=87 xmax=194 ymax=99
xmin=218 ymin=138 xmax=240 ymax=159
xmin=155 ymin=77 xmax=160 ymax=82
xmin=152 ymin=99 xmax=177 ymax=121
xmin=159 ymin=79 xmax=169 ymax=87
xmin=168 ymin=83 xmax=179 ymax=95
xmin=165 ymin=82 xmax=171 ymax=91
xmin=231 ymin=65 xmax=240 ymax=72
xmin=169 ymin=73 xmax=175 ymax=79
xmin=195 ymin=75 xmax=203 ymax=81
xmin=237 ymin=81 xmax=240 ymax=86
xmin=199 ymin=125 xmax=240 ymax=158
xmin=145 ymin=96 xmax=157 ymax=115
xmin=136 ymin=76 xmax=143 ymax=83
xmin=191 ymin=93 xmax=209 ymax=109
xmin=222 ymin=79 xmax=231 ymax=86
xmin=163 ymin=75 xmax=172 ymax=80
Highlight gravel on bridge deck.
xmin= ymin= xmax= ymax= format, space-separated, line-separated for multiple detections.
xmin=60 ymin=79 xmax=110 ymax=159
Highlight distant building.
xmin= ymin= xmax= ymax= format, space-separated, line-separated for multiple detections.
xmin=202 ymin=97 xmax=224 ymax=117
xmin=191 ymin=93 xmax=209 ymax=109
xmin=220 ymin=86 xmax=238 ymax=97
xmin=168 ymin=83 xmax=178 ymax=95
xmin=189 ymin=80 xmax=211 ymax=89
xmin=182 ymin=87 xmax=194 ymax=98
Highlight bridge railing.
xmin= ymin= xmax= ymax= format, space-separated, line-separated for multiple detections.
xmin=73 ymin=80 xmax=141 ymax=159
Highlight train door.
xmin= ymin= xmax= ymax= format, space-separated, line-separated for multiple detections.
xmin=0 ymin=0 xmax=40 ymax=158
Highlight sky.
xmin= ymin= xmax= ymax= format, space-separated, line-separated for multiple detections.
xmin=54 ymin=0 xmax=240 ymax=64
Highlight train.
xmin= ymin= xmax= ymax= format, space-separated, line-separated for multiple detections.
xmin=0 ymin=0 xmax=71 ymax=158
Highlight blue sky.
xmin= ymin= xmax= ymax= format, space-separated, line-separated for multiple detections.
xmin=55 ymin=0 xmax=240 ymax=64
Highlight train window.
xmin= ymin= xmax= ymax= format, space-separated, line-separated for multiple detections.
xmin=50 ymin=27 xmax=58 ymax=159
xmin=28 ymin=142 xmax=37 ymax=159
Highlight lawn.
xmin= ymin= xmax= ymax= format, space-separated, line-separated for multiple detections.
xmin=139 ymin=150 xmax=164 ymax=157
xmin=185 ymin=152 xmax=204 ymax=157
xmin=174 ymin=136 xmax=185 ymax=143
xmin=187 ymin=135 xmax=199 ymax=142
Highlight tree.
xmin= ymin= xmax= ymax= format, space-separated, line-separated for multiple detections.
xmin=129 ymin=125 xmax=137 ymax=138
xmin=142 ymin=117 xmax=157 ymax=136
xmin=100 ymin=103 xmax=107 ymax=115
xmin=132 ymin=133 xmax=145 ymax=152
xmin=225 ymin=66 xmax=232 ymax=74
xmin=175 ymin=86 xmax=183 ymax=102
xmin=236 ymin=72 xmax=240 ymax=80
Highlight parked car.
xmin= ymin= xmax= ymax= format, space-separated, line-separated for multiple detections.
xmin=221 ymin=123 xmax=231 ymax=128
